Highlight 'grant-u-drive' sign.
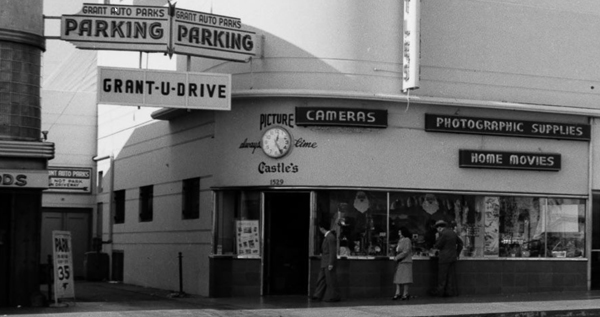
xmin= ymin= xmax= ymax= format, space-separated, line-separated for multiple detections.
xmin=98 ymin=67 xmax=231 ymax=110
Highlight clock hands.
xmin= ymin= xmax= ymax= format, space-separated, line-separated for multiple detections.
xmin=274 ymin=134 xmax=283 ymax=154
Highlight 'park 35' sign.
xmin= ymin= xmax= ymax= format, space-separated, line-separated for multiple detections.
xmin=61 ymin=2 xmax=258 ymax=62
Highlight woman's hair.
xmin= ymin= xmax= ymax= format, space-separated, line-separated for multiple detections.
xmin=399 ymin=226 xmax=411 ymax=239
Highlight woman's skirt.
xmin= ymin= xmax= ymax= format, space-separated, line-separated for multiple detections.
xmin=393 ymin=262 xmax=413 ymax=284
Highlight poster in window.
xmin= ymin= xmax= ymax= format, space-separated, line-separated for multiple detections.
xmin=483 ymin=197 xmax=500 ymax=257
xmin=236 ymin=220 xmax=260 ymax=257
xmin=547 ymin=201 xmax=579 ymax=233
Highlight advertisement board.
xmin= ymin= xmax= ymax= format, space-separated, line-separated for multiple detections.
xmin=98 ymin=67 xmax=231 ymax=110
xmin=52 ymin=231 xmax=76 ymax=301
xmin=61 ymin=3 xmax=258 ymax=62
xmin=48 ymin=167 xmax=93 ymax=193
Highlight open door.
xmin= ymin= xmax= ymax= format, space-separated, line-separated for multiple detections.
xmin=264 ymin=192 xmax=310 ymax=295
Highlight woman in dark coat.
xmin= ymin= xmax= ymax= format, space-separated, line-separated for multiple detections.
xmin=393 ymin=226 xmax=413 ymax=300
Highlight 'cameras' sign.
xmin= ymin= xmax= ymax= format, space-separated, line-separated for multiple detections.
xmin=61 ymin=3 xmax=257 ymax=62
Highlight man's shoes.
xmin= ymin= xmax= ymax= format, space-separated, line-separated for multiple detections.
xmin=310 ymin=296 xmax=321 ymax=302
xmin=324 ymin=298 xmax=340 ymax=302
xmin=428 ymin=290 xmax=441 ymax=297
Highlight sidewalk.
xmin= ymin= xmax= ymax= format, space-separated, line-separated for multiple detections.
xmin=2 ymin=281 xmax=600 ymax=317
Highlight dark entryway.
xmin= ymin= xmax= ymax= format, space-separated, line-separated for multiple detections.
xmin=0 ymin=193 xmax=10 ymax=306
xmin=591 ymin=191 xmax=600 ymax=289
xmin=264 ymin=192 xmax=310 ymax=295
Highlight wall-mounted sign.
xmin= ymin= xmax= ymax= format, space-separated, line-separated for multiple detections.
xmin=61 ymin=3 xmax=257 ymax=62
xmin=402 ymin=0 xmax=420 ymax=91
xmin=295 ymin=107 xmax=387 ymax=128
xmin=172 ymin=7 xmax=257 ymax=62
xmin=426 ymin=114 xmax=590 ymax=141
xmin=61 ymin=3 xmax=170 ymax=53
xmin=48 ymin=167 xmax=92 ymax=193
xmin=459 ymin=150 xmax=561 ymax=171
xmin=98 ymin=67 xmax=231 ymax=110
xmin=0 ymin=170 xmax=49 ymax=188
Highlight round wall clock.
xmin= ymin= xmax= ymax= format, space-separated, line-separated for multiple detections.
xmin=261 ymin=126 xmax=293 ymax=158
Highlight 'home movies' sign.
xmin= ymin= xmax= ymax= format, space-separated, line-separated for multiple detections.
xmin=61 ymin=3 xmax=257 ymax=62
xmin=459 ymin=150 xmax=561 ymax=172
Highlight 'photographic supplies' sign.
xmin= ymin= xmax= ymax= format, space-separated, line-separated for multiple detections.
xmin=295 ymin=107 xmax=388 ymax=128
xmin=0 ymin=170 xmax=49 ymax=188
xmin=48 ymin=167 xmax=92 ymax=193
xmin=425 ymin=114 xmax=590 ymax=141
xmin=52 ymin=231 xmax=75 ymax=301
xmin=459 ymin=149 xmax=561 ymax=172
xmin=98 ymin=67 xmax=231 ymax=110
xmin=61 ymin=3 xmax=258 ymax=62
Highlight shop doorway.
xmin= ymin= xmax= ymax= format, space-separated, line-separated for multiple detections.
xmin=264 ymin=192 xmax=310 ymax=296
xmin=0 ymin=193 xmax=10 ymax=306
xmin=40 ymin=208 xmax=92 ymax=279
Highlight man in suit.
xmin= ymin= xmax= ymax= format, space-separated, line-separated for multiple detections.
xmin=311 ymin=222 xmax=341 ymax=302
xmin=431 ymin=220 xmax=463 ymax=297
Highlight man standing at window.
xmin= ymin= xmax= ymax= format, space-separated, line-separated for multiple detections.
xmin=430 ymin=220 xmax=463 ymax=297
xmin=311 ymin=222 xmax=341 ymax=302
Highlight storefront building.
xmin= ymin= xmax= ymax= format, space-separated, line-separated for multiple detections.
xmin=94 ymin=0 xmax=600 ymax=299
xmin=0 ymin=0 xmax=54 ymax=307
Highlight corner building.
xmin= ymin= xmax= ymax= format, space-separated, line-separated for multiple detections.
xmin=96 ymin=0 xmax=600 ymax=298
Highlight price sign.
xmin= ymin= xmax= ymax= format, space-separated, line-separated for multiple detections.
xmin=52 ymin=231 xmax=75 ymax=301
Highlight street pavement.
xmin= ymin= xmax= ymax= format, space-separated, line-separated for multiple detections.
xmin=2 ymin=281 xmax=600 ymax=317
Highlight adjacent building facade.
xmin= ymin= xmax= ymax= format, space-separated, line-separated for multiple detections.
xmin=0 ymin=0 xmax=54 ymax=307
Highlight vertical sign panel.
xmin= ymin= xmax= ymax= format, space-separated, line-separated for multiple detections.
xmin=402 ymin=0 xmax=420 ymax=91
xmin=52 ymin=231 xmax=75 ymax=301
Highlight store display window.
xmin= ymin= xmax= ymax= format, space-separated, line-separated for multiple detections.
xmin=389 ymin=193 xmax=476 ymax=258
xmin=214 ymin=191 xmax=261 ymax=257
xmin=313 ymin=190 xmax=585 ymax=259
xmin=315 ymin=191 xmax=388 ymax=257
xmin=213 ymin=190 xmax=585 ymax=259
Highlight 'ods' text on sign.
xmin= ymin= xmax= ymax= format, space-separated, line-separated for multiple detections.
xmin=98 ymin=67 xmax=231 ymax=110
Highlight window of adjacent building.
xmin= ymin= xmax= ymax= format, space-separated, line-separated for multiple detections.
xmin=97 ymin=171 xmax=103 ymax=193
xmin=114 ymin=190 xmax=125 ymax=224
xmin=139 ymin=185 xmax=153 ymax=222
xmin=214 ymin=190 xmax=260 ymax=256
xmin=182 ymin=177 xmax=200 ymax=220
xmin=96 ymin=202 xmax=103 ymax=237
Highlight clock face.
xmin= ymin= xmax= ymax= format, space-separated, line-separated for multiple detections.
xmin=261 ymin=127 xmax=293 ymax=158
